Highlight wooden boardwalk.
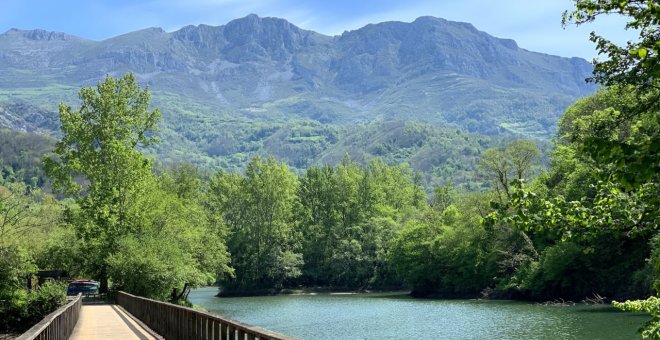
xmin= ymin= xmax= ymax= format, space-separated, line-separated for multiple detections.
xmin=69 ymin=304 xmax=159 ymax=340
xmin=19 ymin=291 xmax=292 ymax=340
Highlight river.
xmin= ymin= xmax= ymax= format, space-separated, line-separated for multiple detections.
xmin=189 ymin=287 xmax=647 ymax=339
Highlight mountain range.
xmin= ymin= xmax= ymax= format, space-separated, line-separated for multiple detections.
xmin=0 ymin=14 xmax=594 ymax=187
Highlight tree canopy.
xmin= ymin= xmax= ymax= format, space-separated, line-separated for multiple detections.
xmin=563 ymin=0 xmax=660 ymax=89
xmin=43 ymin=73 xmax=160 ymax=292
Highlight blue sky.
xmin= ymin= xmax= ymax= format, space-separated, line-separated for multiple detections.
xmin=0 ymin=0 xmax=636 ymax=60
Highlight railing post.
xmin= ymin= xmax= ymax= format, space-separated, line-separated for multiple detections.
xmin=215 ymin=319 xmax=219 ymax=340
xmin=228 ymin=324 xmax=235 ymax=340
xmin=183 ymin=307 xmax=188 ymax=340
xmin=221 ymin=322 xmax=228 ymax=340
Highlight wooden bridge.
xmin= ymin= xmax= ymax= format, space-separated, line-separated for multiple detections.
xmin=18 ymin=291 xmax=295 ymax=340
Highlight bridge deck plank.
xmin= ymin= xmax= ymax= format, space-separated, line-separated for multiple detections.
xmin=70 ymin=304 xmax=157 ymax=340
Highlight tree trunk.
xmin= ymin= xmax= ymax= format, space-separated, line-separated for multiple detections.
xmin=99 ymin=271 xmax=109 ymax=293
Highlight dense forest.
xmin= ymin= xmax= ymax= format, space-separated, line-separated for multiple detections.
xmin=1 ymin=0 xmax=658 ymax=337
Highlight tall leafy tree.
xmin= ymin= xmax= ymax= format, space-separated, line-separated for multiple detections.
xmin=107 ymin=169 xmax=232 ymax=301
xmin=43 ymin=73 xmax=161 ymax=292
xmin=478 ymin=140 xmax=540 ymax=202
xmin=209 ymin=156 xmax=302 ymax=291
xmin=296 ymin=165 xmax=340 ymax=285
xmin=296 ymin=158 xmax=425 ymax=288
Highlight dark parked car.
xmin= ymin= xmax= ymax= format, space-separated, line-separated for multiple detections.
xmin=67 ymin=280 xmax=99 ymax=295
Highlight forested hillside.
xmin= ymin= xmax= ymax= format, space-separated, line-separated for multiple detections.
xmin=0 ymin=129 xmax=53 ymax=187
xmin=2 ymin=109 xmax=522 ymax=189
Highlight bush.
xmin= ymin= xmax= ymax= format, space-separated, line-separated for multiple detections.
xmin=0 ymin=246 xmax=36 ymax=331
xmin=25 ymin=281 xmax=67 ymax=322
xmin=0 ymin=281 xmax=67 ymax=332
xmin=0 ymin=288 xmax=28 ymax=331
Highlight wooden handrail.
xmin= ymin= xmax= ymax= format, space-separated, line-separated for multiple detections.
xmin=16 ymin=293 xmax=82 ymax=340
xmin=117 ymin=291 xmax=297 ymax=340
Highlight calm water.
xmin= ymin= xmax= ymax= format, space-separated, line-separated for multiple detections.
xmin=189 ymin=287 xmax=647 ymax=339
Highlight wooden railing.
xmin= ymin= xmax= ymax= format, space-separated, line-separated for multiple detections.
xmin=16 ymin=293 xmax=82 ymax=340
xmin=117 ymin=291 xmax=297 ymax=340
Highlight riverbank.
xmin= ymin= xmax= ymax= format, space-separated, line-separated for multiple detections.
xmin=216 ymin=286 xmax=410 ymax=297
xmin=214 ymin=285 xmax=628 ymax=306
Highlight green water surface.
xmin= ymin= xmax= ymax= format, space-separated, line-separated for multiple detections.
xmin=189 ymin=287 xmax=647 ymax=339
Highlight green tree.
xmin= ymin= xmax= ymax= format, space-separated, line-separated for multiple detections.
xmin=209 ymin=156 xmax=301 ymax=291
xmin=432 ymin=184 xmax=455 ymax=212
xmin=389 ymin=201 xmax=491 ymax=297
xmin=563 ymin=1 xmax=660 ymax=189
xmin=0 ymin=182 xmax=64 ymax=331
xmin=295 ymin=158 xmax=424 ymax=288
xmin=478 ymin=140 xmax=540 ymax=201
xmin=43 ymin=73 xmax=161 ymax=292
xmin=563 ymin=0 xmax=660 ymax=89
xmin=491 ymin=88 xmax=657 ymax=244
xmin=562 ymin=8 xmax=660 ymax=326
xmin=486 ymin=86 xmax=658 ymax=303
xmin=296 ymin=165 xmax=340 ymax=285
xmin=108 ymin=170 xmax=232 ymax=301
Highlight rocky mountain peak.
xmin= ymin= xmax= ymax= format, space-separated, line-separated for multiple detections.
xmin=2 ymin=28 xmax=83 ymax=41
xmin=223 ymin=14 xmax=305 ymax=42
xmin=220 ymin=14 xmax=317 ymax=61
